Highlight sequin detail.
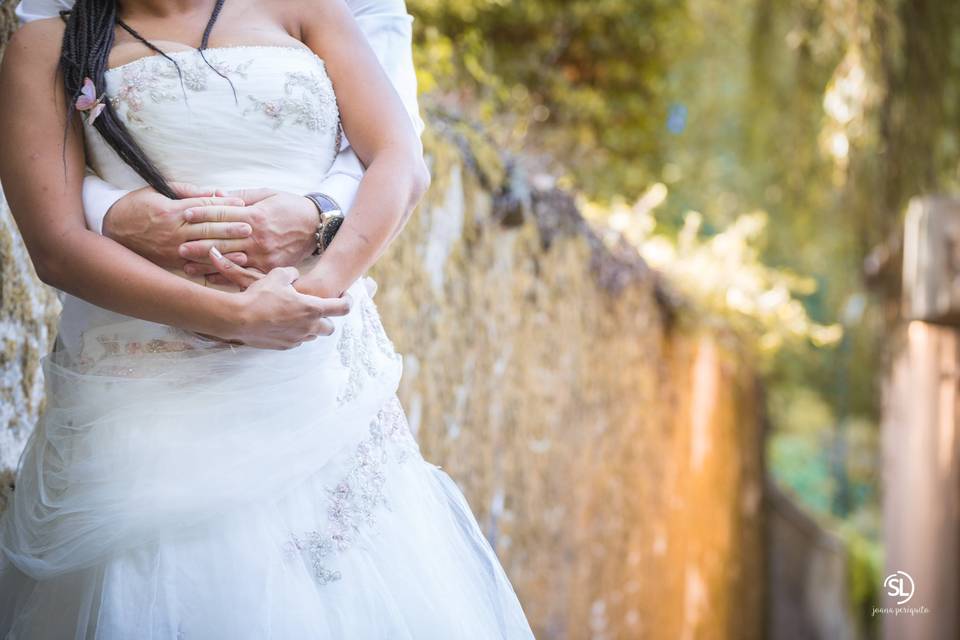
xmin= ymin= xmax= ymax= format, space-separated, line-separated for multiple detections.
xmin=70 ymin=325 xmax=213 ymax=376
xmin=285 ymin=397 xmax=419 ymax=584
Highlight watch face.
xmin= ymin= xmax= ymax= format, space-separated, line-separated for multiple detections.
xmin=319 ymin=214 xmax=344 ymax=251
xmin=320 ymin=210 xmax=343 ymax=225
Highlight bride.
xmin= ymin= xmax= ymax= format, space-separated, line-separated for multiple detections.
xmin=0 ymin=0 xmax=535 ymax=637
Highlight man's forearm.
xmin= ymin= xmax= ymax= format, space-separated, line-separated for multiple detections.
xmin=313 ymin=146 xmax=364 ymax=214
xmin=82 ymin=171 xmax=132 ymax=235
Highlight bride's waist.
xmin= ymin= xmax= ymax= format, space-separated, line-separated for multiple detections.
xmin=58 ymin=264 xmax=362 ymax=364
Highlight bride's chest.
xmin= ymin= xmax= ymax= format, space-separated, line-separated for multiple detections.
xmin=85 ymin=46 xmax=341 ymax=190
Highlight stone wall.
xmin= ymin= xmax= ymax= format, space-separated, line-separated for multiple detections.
xmin=0 ymin=8 xmax=766 ymax=637
xmin=0 ymin=0 xmax=60 ymax=510
xmin=366 ymin=121 xmax=766 ymax=638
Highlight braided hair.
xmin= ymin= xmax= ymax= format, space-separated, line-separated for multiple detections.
xmin=58 ymin=0 xmax=230 ymax=199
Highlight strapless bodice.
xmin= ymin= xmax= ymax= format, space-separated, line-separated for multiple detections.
xmin=84 ymin=46 xmax=340 ymax=193
xmin=58 ymin=46 xmax=342 ymax=359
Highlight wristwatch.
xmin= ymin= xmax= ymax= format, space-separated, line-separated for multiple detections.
xmin=304 ymin=192 xmax=344 ymax=256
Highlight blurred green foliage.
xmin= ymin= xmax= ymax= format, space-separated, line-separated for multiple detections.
xmin=410 ymin=0 xmax=688 ymax=197
xmin=844 ymin=524 xmax=883 ymax=636
xmin=409 ymin=0 xmax=960 ymax=548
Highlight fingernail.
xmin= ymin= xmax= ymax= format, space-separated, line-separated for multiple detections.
xmin=210 ymin=246 xmax=223 ymax=259
xmin=184 ymin=209 xmax=195 ymax=221
xmin=178 ymin=245 xmax=189 ymax=257
xmin=238 ymin=224 xmax=251 ymax=235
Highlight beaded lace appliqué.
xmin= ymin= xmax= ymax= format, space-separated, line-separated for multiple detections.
xmin=284 ymin=396 xmax=419 ymax=584
xmin=110 ymin=54 xmax=253 ymax=124
xmin=245 ymin=69 xmax=340 ymax=136
xmin=336 ymin=296 xmax=402 ymax=406
xmin=108 ymin=48 xmax=340 ymax=137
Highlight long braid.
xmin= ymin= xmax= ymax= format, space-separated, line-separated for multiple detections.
xmin=197 ymin=0 xmax=238 ymax=103
xmin=116 ymin=19 xmax=188 ymax=103
xmin=59 ymin=0 xmax=231 ymax=199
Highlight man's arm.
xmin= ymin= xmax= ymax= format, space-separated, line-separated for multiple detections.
xmin=354 ymin=5 xmax=425 ymax=136
xmin=81 ymin=169 xmax=131 ymax=234
xmin=15 ymin=0 xmax=72 ymax=24
xmin=308 ymin=5 xmax=425 ymax=213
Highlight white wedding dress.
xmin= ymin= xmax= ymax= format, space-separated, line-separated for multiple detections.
xmin=0 ymin=46 xmax=534 ymax=639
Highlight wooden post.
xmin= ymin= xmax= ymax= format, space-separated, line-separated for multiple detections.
xmin=902 ymin=197 xmax=960 ymax=325
xmin=883 ymin=196 xmax=960 ymax=639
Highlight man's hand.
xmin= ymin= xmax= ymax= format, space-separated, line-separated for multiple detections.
xmin=178 ymin=188 xmax=319 ymax=282
xmin=102 ymin=182 xmax=251 ymax=269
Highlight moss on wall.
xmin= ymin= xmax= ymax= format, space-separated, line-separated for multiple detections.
xmin=0 ymin=0 xmax=14 ymax=44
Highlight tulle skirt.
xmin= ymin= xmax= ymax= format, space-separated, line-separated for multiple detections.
xmin=0 ymin=278 xmax=533 ymax=639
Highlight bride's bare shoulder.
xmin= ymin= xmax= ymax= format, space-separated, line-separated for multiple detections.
xmin=264 ymin=0 xmax=344 ymax=32
xmin=1 ymin=17 xmax=65 ymax=80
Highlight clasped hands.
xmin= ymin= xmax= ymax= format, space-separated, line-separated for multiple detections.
xmin=103 ymin=182 xmax=349 ymax=349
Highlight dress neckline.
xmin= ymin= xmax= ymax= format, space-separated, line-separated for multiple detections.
xmin=106 ymin=45 xmax=323 ymax=75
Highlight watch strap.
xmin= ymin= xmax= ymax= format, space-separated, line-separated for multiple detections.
xmin=305 ymin=192 xmax=344 ymax=256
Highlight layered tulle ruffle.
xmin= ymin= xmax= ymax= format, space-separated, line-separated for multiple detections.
xmin=0 ymin=278 xmax=534 ymax=638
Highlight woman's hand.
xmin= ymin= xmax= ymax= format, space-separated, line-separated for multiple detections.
xmin=209 ymin=248 xmax=351 ymax=350
xmin=221 ymin=265 xmax=350 ymax=350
